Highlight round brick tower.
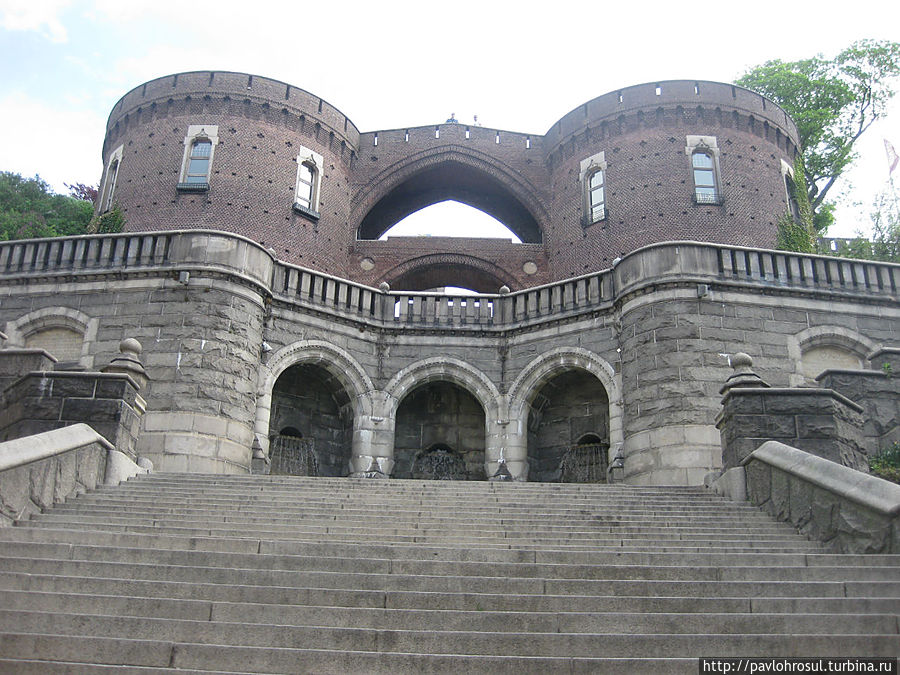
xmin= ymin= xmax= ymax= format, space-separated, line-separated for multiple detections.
xmin=99 ymin=73 xmax=800 ymax=289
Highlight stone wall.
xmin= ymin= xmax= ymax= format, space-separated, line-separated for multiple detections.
xmin=0 ymin=231 xmax=897 ymax=483
xmin=817 ymin=348 xmax=900 ymax=454
xmin=0 ymin=372 xmax=144 ymax=459
xmin=744 ymin=441 xmax=900 ymax=554
xmin=0 ymin=425 xmax=111 ymax=526
xmin=718 ymin=388 xmax=867 ymax=472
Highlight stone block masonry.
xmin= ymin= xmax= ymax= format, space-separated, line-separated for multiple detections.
xmin=0 ymin=231 xmax=897 ymax=484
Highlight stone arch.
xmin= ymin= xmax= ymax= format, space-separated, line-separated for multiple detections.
xmin=254 ymin=340 xmax=376 ymax=454
xmin=384 ymin=357 xmax=501 ymax=421
xmin=353 ymin=147 xmax=547 ymax=243
xmin=4 ymin=307 xmax=98 ymax=367
xmin=508 ymin=347 xmax=620 ymax=433
xmin=383 ymin=253 xmax=512 ymax=292
xmin=788 ymin=326 xmax=879 ymax=384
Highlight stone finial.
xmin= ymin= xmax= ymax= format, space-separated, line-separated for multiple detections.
xmin=720 ymin=352 xmax=769 ymax=394
xmin=102 ymin=338 xmax=149 ymax=390
xmin=499 ymin=285 xmax=510 ymax=295
xmin=378 ymin=282 xmax=390 ymax=293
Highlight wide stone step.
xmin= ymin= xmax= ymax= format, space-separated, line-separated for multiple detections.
xmin=3 ymin=593 xmax=896 ymax=635
xmin=0 ymin=529 xmax=840 ymax=566
xmin=2 ymin=564 xmax=895 ymax=600
xmin=0 ymin=630 xmax=895 ymax=673
xmin=14 ymin=522 xmax=820 ymax=549
xmin=49 ymin=501 xmax=786 ymax=523
xmin=23 ymin=513 xmax=797 ymax=537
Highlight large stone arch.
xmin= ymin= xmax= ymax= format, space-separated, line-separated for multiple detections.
xmin=508 ymin=347 xmax=623 ymax=451
xmin=788 ymin=326 xmax=880 ymax=385
xmin=384 ymin=357 xmax=502 ymax=480
xmin=254 ymin=340 xmax=376 ymax=456
xmin=4 ymin=306 xmax=99 ymax=368
xmin=384 ymin=356 xmax=501 ymax=421
xmin=353 ymin=147 xmax=548 ymax=243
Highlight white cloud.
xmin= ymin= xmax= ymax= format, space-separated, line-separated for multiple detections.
xmin=0 ymin=91 xmax=105 ymax=191
xmin=0 ymin=0 xmax=71 ymax=42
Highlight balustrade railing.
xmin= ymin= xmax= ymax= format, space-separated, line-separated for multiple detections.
xmin=0 ymin=232 xmax=896 ymax=332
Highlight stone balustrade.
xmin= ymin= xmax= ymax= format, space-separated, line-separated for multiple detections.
xmin=1 ymin=232 xmax=897 ymax=334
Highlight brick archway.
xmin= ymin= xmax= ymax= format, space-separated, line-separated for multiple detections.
xmin=353 ymin=148 xmax=547 ymax=244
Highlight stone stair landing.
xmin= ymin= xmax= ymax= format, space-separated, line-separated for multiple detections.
xmin=0 ymin=474 xmax=897 ymax=674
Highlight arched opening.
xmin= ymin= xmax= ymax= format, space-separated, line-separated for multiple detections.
xmin=380 ymin=201 xmax=523 ymax=242
xmin=393 ymin=381 xmax=486 ymax=480
xmin=358 ymin=161 xmax=542 ymax=243
xmin=268 ymin=363 xmax=353 ymax=476
xmin=800 ymin=345 xmax=865 ymax=382
xmin=389 ymin=261 xmax=506 ymax=293
xmin=24 ymin=327 xmax=84 ymax=364
xmin=527 ymin=369 xmax=610 ymax=482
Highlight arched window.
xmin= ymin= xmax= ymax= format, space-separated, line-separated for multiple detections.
xmin=579 ymin=151 xmax=608 ymax=226
xmin=177 ymin=125 xmax=218 ymax=192
xmin=586 ymin=169 xmax=606 ymax=223
xmin=295 ymin=162 xmax=316 ymax=209
xmin=185 ymin=139 xmax=212 ymax=184
xmin=692 ymin=150 xmax=718 ymax=203
xmin=100 ymin=145 xmax=123 ymax=213
xmin=293 ymin=146 xmax=323 ymax=220
xmin=785 ymin=174 xmax=802 ymax=223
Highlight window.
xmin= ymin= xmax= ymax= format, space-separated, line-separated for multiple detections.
xmin=587 ymin=169 xmax=606 ymax=222
xmin=177 ymin=125 xmax=218 ymax=192
xmin=692 ymin=151 xmax=717 ymax=203
xmin=781 ymin=159 xmax=802 ymax=223
xmin=100 ymin=145 xmax=123 ymax=212
xmin=293 ymin=146 xmax=323 ymax=219
xmin=185 ymin=140 xmax=212 ymax=183
xmin=295 ymin=162 xmax=315 ymax=209
xmin=579 ymin=151 xmax=607 ymax=226
xmin=685 ymin=136 xmax=722 ymax=205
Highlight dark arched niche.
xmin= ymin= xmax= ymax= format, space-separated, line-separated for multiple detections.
xmin=357 ymin=161 xmax=542 ymax=243
xmin=388 ymin=261 xmax=508 ymax=293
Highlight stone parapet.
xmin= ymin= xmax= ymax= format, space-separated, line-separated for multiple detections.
xmin=718 ymin=387 xmax=867 ymax=472
xmin=0 ymin=348 xmax=57 ymax=393
xmin=817 ymin=368 xmax=900 ymax=455
xmin=0 ymin=371 xmax=145 ymax=460
xmin=744 ymin=441 xmax=900 ymax=553
xmin=0 ymin=424 xmax=110 ymax=526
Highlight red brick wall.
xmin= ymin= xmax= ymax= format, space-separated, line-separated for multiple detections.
xmin=102 ymin=73 xmax=800 ymax=288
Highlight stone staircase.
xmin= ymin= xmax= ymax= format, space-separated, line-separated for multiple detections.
xmin=0 ymin=474 xmax=897 ymax=673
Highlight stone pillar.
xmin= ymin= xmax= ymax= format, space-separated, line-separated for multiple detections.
xmin=485 ymin=417 xmax=528 ymax=481
xmin=349 ymin=391 xmax=395 ymax=478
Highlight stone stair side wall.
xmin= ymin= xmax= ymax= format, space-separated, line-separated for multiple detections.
xmin=0 ymin=424 xmax=146 ymax=526
xmin=717 ymin=387 xmax=867 ymax=472
xmin=743 ymin=440 xmax=900 ymax=553
xmin=817 ymin=348 xmax=900 ymax=456
xmin=0 ymin=371 xmax=145 ymax=460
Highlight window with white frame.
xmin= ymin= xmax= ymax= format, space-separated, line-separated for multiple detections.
xmin=685 ymin=136 xmax=722 ymax=205
xmin=293 ymin=146 xmax=323 ymax=219
xmin=100 ymin=145 xmax=123 ymax=212
xmin=177 ymin=125 xmax=218 ymax=191
xmin=579 ymin=151 xmax=607 ymax=226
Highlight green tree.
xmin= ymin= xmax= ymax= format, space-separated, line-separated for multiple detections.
xmin=0 ymin=172 xmax=95 ymax=241
xmin=736 ymin=40 xmax=900 ymax=233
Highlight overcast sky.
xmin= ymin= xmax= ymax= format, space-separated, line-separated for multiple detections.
xmin=0 ymin=0 xmax=897 ymax=239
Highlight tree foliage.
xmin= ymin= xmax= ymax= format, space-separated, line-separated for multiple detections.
xmin=775 ymin=156 xmax=816 ymax=253
xmin=831 ymin=186 xmax=900 ymax=263
xmin=0 ymin=172 xmax=94 ymax=241
xmin=736 ymin=40 xmax=900 ymax=232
